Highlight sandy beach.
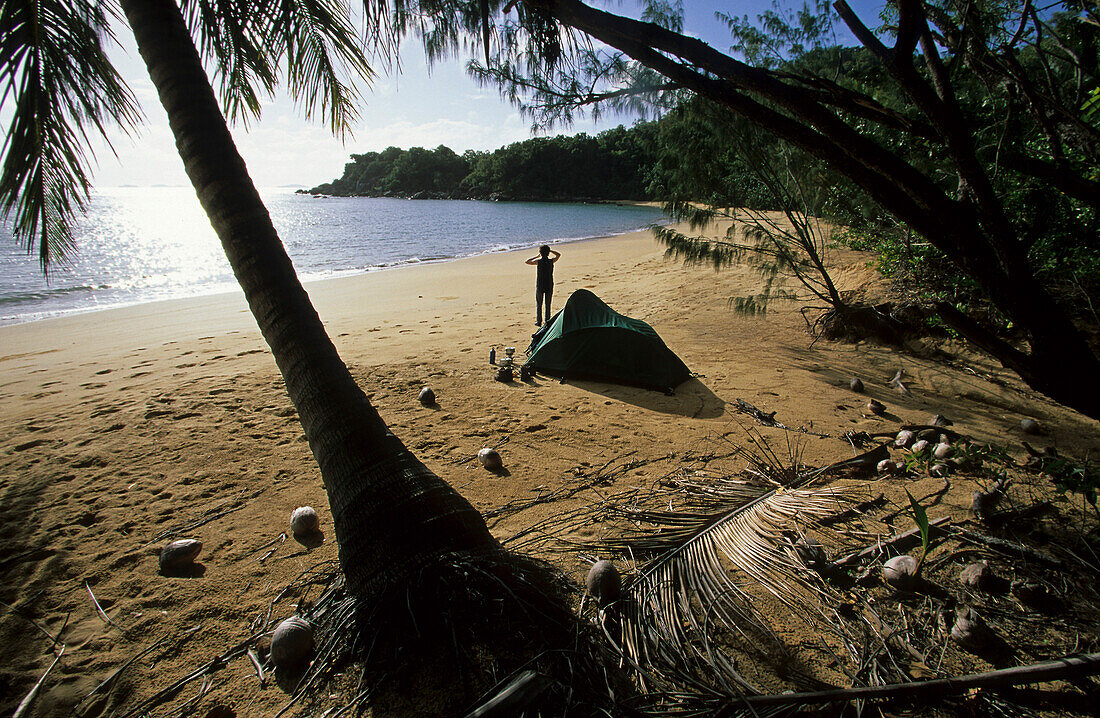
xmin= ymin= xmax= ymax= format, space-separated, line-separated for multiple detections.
xmin=2 ymin=222 xmax=1098 ymax=716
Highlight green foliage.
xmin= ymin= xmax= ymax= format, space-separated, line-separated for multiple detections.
xmin=309 ymin=123 xmax=661 ymax=200
xmin=0 ymin=0 xmax=140 ymax=271
xmin=905 ymin=488 xmax=931 ymax=574
xmin=1032 ymin=453 xmax=1100 ymax=509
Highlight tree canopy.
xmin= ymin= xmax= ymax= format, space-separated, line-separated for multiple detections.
xmin=308 ymin=123 xmax=662 ymax=200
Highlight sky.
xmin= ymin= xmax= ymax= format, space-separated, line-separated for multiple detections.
xmin=90 ymin=1 xmax=884 ymax=189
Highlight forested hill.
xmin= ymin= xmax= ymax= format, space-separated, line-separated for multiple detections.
xmin=305 ymin=123 xmax=662 ymax=201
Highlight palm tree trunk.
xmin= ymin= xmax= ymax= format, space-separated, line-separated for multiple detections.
xmin=118 ymin=0 xmax=499 ymax=603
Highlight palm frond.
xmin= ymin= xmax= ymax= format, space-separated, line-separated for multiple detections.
xmin=181 ymin=0 xmax=370 ymax=135
xmin=0 ymin=0 xmax=140 ymax=271
xmin=593 ymin=437 xmax=884 ymax=708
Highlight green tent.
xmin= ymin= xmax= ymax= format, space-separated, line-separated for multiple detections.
xmin=525 ymin=289 xmax=692 ymax=392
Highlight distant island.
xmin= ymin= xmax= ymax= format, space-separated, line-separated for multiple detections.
xmin=303 ymin=124 xmax=661 ymax=202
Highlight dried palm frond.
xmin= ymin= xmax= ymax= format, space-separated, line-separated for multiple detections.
xmin=594 ymin=435 xmax=884 ymax=711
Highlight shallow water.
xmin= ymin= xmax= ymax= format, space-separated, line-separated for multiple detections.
xmin=0 ymin=188 xmax=665 ymax=325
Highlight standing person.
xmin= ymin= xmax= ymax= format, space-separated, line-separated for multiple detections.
xmin=525 ymin=245 xmax=560 ymax=326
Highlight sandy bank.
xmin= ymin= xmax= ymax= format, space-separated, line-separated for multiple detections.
xmin=1 ymin=223 xmax=1097 ymax=716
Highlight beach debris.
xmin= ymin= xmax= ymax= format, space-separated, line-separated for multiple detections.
xmin=933 ymin=439 xmax=954 ymax=459
xmin=876 ymin=459 xmax=898 ymax=474
xmin=909 ymin=439 xmax=930 ymax=456
xmin=270 ymin=616 xmax=314 ymax=670
xmin=290 ymin=507 xmax=324 ymax=549
xmin=462 ymin=670 xmax=553 ymax=717
xmin=894 ymin=430 xmax=916 ymax=448
xmin=477 ymin=447 xmax=503 ymax=470
xmin=929 ymin=463 xmax=950 ymax=478
xmin=849 ymin=377 xmax=864 ymax=393
xmin=866 ymin=399 xmax=885 ymax=415
xmin=1012 ymin=580 xmax=1060 ymax=611
xmin=951 ymin=606 xmax=993 ymax=650
xmin=1020 ymin=417 xmax=1042 ymax=435
xmin=916 ymin=427 xmax=939 ymax=442
xmin=970 ymin=491 xmax=999 ymax=522
xmin=970 ymin=476 xmax=1008 ymax=522
xmin=585 ymin=560 xmax=621 ymax=607
xmin=495 ymin=366 xmax=514 ymax=382
xmin=793 ymin=537 xmax=828 ymax=571
xmin=11 ymin=644 xmax=65 ymax=718
xmin=959 ymin=561 xmax=998 ymax=592
xmin=882 ymin=555 xmax=919 ymax=590
xmin=418 ymin=386 xmax=436 ymax=406
xmin=931 ymin=414 xmax=953 ymax=427
xmin=159 ymin=539 xmax=202 ymax=576
xmin=889 ymin=369 xmax=913 ymax=396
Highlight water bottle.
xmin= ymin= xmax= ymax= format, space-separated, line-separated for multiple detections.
xmin=489 ymin=347 xmax=496 ymax=365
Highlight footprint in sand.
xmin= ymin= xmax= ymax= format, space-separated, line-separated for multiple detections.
xmin=13 ymin=438 xmax=51 ymax=452
xmin=236 ymin=349 xmax=264 ymax=357
xmin=95 ymin=368 xmax=113 ymax=375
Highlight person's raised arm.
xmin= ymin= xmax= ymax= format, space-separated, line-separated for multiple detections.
xmin=549 ymin=249 xmax=561 ymax=262
xmin=525 ymin=255 xmax=540 ymax=265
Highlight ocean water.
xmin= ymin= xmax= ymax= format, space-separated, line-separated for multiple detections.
xmin=0 ymin=187 xmax=666 ymax=326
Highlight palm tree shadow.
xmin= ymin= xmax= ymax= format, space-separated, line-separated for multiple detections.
xmin=565 ymin=377 xmax=725 ymax=418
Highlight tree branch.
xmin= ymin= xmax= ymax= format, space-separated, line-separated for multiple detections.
xmin=741 ymin=652 xmax=1100 ymax=708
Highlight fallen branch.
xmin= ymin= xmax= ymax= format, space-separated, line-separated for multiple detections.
xmin=820 ymin=493 xmax=886 ymax=526
xmin=114 ymin=627 xmax=270 ymax=718
xmin=12 ymin=645 xmax=65 ymax=718
xmin=833 ymin=517 xmax=951 ymax=569
xmin=148 ymin=487 xmax=263 ymax=544
xmin=740 ymin=651 xmax=1100 ymax=708
xmin=73 ymin=632 xmax=178 ymax=711
xmin=86 ymin=582 xmax=129 ymax=637
xmin=248 ymin=647 xmax=267 ymax=686
xmin=949 ymin=527 xmax=1066 ymax=569
xmin=0 ymin=599 xmax=65 ymax=648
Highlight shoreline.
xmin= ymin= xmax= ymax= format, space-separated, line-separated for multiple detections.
xmin=1 ymin=215 xmax=665 ymax=329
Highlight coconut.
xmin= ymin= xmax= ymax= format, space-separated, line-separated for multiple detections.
xmin=477 ymin=447 xmax=503 ymax=470
xmin=959 ymin=562 xmax=997 ymax=592
xmin=1020 ymin=418 xmax=1042 ymax=435
xmin=951 ymin=606 xmax=991 ymax=650
xmin=849 ymin=377 xmax=865 ymax=393
xmin=876 ymin=459 xmax=897 ymax=474
xmin=585 ymin=560 xmax=622 ymax=606
xmin=894 ymin=430 xmax=916 ymax=448
xmin=866 ymin=399 xmax=885 ymax=415
xmin=882 ymin=555 xmax=919 ymax=590
xmin=290 ymin=507 xmax=324 ymax=549
xmin=418 ymin=386 xmax=436 ymax=406
xmin=270 ymin=616 xmax=314 ymax=669
xmin=159 ymin=539 xmax=202 ymax=575
xmin=290 ymin=506 xmax=319 ymax=535
xmin=910 ymin=439 xmax=930 ymax=455
xmin=933 ymin=441 xmax=954 ymax=459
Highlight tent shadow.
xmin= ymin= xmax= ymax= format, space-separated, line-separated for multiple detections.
xmin=566 ymin=377 xmax=725 ymax=418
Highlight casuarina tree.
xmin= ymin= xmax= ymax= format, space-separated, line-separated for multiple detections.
xmin=468 ymin=0 xmax=1100 ymax=420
